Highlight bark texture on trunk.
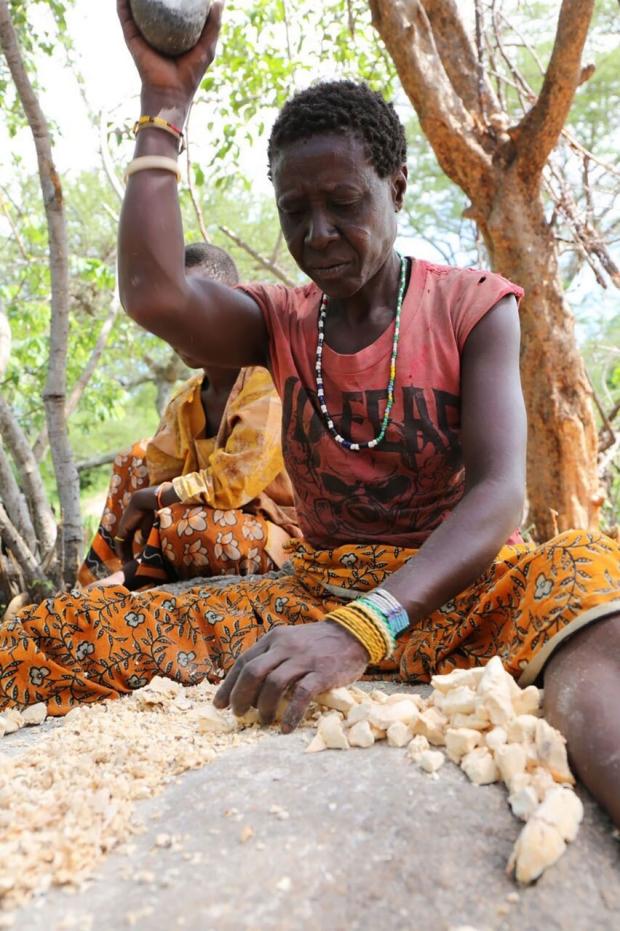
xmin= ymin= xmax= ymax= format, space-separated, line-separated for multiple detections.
xmin=0 ymin=393 xmax=57 ymax=558
xmin=370 ymin=0 xmax=600 ymax=539
xmin=0 ymin=1 xmax=83 ymax=583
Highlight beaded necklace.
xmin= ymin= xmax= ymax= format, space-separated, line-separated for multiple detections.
xmin=315 ymin=253 xmax=407 ymax=451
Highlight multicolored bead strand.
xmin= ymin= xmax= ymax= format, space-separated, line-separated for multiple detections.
xmin=315 ymin=253 xmax=407 ymax=451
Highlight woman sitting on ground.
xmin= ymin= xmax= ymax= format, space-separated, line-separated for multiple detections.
xmin=78 ymin=242 xmax=299 ymax=590
xmin=2 ymin=1 xmax=620 ymax=834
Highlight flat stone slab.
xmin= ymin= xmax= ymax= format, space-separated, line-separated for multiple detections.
xmin=7 ymin=684 xmax=620 ymax=931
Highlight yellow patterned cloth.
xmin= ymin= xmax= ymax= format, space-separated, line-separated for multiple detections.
xmin=8 ymin=531 xmax=620 ymax=714
xmin=147 ymin=368 xmax=296 ymax=525
xmin=78 ymin=368 xmax=299 ymax=586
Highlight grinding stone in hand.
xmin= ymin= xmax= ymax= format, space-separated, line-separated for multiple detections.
xmin=129 ymin=0 xmax=212 ymax=57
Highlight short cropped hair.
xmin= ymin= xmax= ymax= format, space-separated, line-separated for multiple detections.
xmin=184 ymin=242 xmax=239 ymax=287
xmin=267 ymin=80 xmax=407 ymax=180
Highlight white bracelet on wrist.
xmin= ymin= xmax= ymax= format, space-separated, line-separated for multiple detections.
xmin=123 ymin=155 xmax=181 ymax=185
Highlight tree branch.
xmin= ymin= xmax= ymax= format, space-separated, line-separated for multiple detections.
xmin=218 ymin=226 xmax=297 ymax=286
xmin=76 ymin=451 xmax=118 ymax=473
xmin=185 ymin=103 xmax=210 ymax=244
xmin=0 ymin=441 xmax=37 ymax=554
xmin=421 ymin=0 xmax=501 ymax=117
xmin=0 ymin=392 xmax=57 ymax=557
xmin=0 ymin=1 xmax=83 ymax=582
xmin=369 ymin=0 xmax=493 ymax=207
xmin=0 ymin=189 xmax=29 ymax=260
xmin=512 ymin=0 xmax=595 ymax=179
xmin=99 ymin=108 xmax=124 ymax=204
xmin=0 ymin=502 xmax=50 ymax=598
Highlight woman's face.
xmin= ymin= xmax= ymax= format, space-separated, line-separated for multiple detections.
xmin=271 ymin=133 xmax=407 ymax=299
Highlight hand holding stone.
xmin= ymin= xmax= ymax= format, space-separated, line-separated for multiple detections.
xmin=130 ymin=0 xmax=212 ymax=57
xmin=117 ymin=0 xmax=224 ymax=117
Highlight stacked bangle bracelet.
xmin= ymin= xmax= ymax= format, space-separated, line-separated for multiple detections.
xmin=326 ymin=589 xmax=410 ymax=664
xmin=133 ymin=115 xmax=186 ymax=152
xmin=359 ymin=589 xmax=410 ymax=636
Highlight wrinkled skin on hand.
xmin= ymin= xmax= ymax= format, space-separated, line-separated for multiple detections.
xmin=116 ymin=0 xmax=224 ymax=110
xmin=214 ymin=621 xmax=370 ymax=733
xmin=114 ymin=487 xmax=159 ymax=562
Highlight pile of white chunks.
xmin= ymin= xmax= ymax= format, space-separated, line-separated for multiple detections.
xmin=307 ymin=656 xmax=583 ymax=884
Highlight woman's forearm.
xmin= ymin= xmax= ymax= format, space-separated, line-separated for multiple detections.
xmin=381 ymin=477 xmax=524 ymax=627
xmin=118 ymin=90 xmax=190 ymax=330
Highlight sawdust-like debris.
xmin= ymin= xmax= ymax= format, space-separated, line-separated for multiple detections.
xmin=0 ymin=677 xmax=266 ymax=913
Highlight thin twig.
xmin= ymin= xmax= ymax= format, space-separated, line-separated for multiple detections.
xmin=76 ymin=451 xmax=118 ymax=473
xmin=0 ymin=191 xmax=29 ymax=260
xmin=270 ymin=230 xmax=284 ymax=267
xmin=219 ymin=226 xmax=296 ymax=286
xmin=474 ymin=0 xmax=487 ymax=119
xmin=185 ymin=102 xmax=210 ymax=243
xmin=588 ymin=370 xmax=617 ymax=441
xmin=99 ymin=108 xmax=124 ymax=204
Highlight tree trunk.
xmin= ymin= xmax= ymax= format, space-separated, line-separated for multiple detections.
xmin=0 ymin=2 xmax=83 ymax=582
xmin=370 ymin=0 xmax=600 ymax=539
xmin=482 ymin=178 xmax=599 ymax=537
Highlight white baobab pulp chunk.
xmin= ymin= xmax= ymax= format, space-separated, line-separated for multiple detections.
xmin=509 ymin=818 xmax=566 ymax=884
xmin=419 ymin=749 xmax=445 ymax=773
xmin=368 ymin=700 xmax=420 ymax=731
xmin=444 ymin=727 xmax=481 ymax=763
xmin=460 ymin=747 xmax=500 ymax=785
xmin=317 ymin=713 xmax=350 ymax=750
xmin=316 ymin=687 xmax=359 ymax=715
xmin=494 ymin=743 xmax=528 ymax=788
xmin=348 ymin=721 xmax=375 ymax=749
xmin=412 ymin=707 xmax=448 ymax=745
xmin=535 ymin=719 xmax=575 ymax=784
xmin=386 ymin=721 xmax=413 ymax=748
xmin=440 ymin=686 xmax=477 ymax=716
xmin=21 ymin=703 xmax=48 ymax=726
xmin=430 ymin=666 xmax=485 ymax=693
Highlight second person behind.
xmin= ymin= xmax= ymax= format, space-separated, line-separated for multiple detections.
xmin=79 ymin=242 xmax=300 ymax=591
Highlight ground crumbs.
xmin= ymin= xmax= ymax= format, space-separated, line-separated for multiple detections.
xmin=0 ymin=677 xmax=267 ymax=916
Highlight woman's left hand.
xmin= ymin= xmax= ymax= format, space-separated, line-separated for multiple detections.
xmin=214 ymin=622 xmax=369 ymax=732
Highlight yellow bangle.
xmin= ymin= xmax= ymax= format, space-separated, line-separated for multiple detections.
xmin=326 ymin=602 xmax=393 ymax=665
xmin=133 ymin=116 xmax=186 ymax=152
xmin=123 ymin=156 xmax=182 ymax=185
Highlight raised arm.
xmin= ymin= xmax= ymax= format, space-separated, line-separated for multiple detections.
xmin=116 ymin=0 xmax=268 ymax=370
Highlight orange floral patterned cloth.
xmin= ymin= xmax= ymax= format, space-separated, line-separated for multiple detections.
xmin=6 ymin=531 xmax=620 ymax=714
xmin=78 ymin=368 xmax=299 ymax=587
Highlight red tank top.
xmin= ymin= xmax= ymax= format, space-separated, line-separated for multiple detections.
xmin=241 ymin=259 xmax=523 ymax=548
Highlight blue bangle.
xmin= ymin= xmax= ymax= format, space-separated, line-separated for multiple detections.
xmin=356 ymin=597 xmax=396 ymax=653
xmin=361 ymin=589 xmax=410 ymax=637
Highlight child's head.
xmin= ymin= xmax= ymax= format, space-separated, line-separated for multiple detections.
xmin=174 ymin=243 xmax=240 ymax=370
xmin=184 ymin=242 xmax=239 ymax=286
